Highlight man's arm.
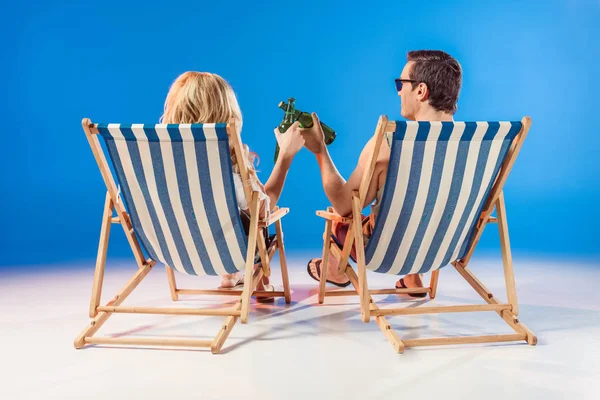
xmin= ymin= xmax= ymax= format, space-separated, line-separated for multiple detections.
xmin=300 ymin=113 xmax=382 ymax=217
xmin=317 ymin=138 xmax=381 ymax=216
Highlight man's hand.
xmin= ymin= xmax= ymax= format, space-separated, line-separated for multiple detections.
xmin=274 ymin=121 xmax=305 ymax=162
xmin=299 ymin=112 xmax=326 ymax=155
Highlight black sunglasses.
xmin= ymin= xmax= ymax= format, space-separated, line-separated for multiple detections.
xmin=395 ymin=78 xmax=418 ymax=91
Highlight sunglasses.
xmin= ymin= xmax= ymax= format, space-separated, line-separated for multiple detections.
xmin=395 ymin=78 xmax=418 ymax=91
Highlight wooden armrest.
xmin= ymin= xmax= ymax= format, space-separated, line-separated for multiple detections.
xmin=258 ymin=207 xmax=289 ymax=228
xmin=480 ymin=214 xmax=498 ymax=224
xmin=316 ymin=210 xmax=352 ymax=224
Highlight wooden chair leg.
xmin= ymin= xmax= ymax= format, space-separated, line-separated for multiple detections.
xmin=496 ymin=192 xmax=519 ymax=315
xmin=75 ymin=261 xmax=155 ymax=348
xmin=351 ymin=193 xmax=370 ymax=323
xmin=89 ymin=192 xmax=114 ymax=318
xmin=345 ymin=267 xmax=404 ymax=353
xmin=429 ymin=270 xmax=440 ymax=300
xmin=256 ymin=229 xmax=271 ymax=278
xmin=166 ymin=266 xmax=179 ymax=301
xmin=453 ymin=261 xmax=536 ymax=345
xmin=211 ymin=301 xmax=242 ymax=354
xmin=241 ymin=191 xmax=260 ymax=324
xmin=275 ymin=218 xmax=292 ymax=304
xmin=337 ymin=224 xmax=355 ymax=274
xmin=318 ymin=219 xmax=334 ymax=304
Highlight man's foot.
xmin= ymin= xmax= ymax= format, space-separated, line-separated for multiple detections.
xmin=395 ymin=273 xmax=426 ymax=298
xmin=220 ymin=272 xmax=244 ymax=288
xmin=307 ymin=258 xmax=351 ymax=287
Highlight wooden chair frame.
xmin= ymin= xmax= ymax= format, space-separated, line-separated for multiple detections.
xmin=316 ymin=116 xmax=537 ymax=353
xmin=74 ymin=118 xmax=291 ymax=354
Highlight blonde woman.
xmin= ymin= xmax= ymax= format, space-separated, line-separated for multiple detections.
xmin=162 ymin=71 xmax=305 ymax=297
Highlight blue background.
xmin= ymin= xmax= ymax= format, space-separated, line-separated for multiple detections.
xmin=1 ymin=0 xmax=598 ymax=267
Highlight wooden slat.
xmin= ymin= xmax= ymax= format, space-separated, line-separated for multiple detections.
xmin=315 ymin=210 xmax=352 ymax=224
xmin=371 ymin=303 xmax=511 ymax=317
xmin=256 ymin=231 xmax=271 ymax=278
xmin=96 ymin=306 xmax=241 ymax=317
xmin=352 ymin=193 xmax=370 ymax=322
xmin=258 ymin=207 xmax=289 ymax=228
xmin=177 ymin=289 xmax=286 ymax=297
xmin=85 ymin=337 xmax=212 ymax=348
xmin=403 ymin=334 xmax=526 ymax=348
xmin=165 ymin=266 xmax=178 ymax=301
xmin=337 ymin=223 xmax=355 ymax=274
xmin=240 ymin=191 xmax=260 ymax=324
xmin=496 ymin=192 xmax=519 ymax=315
xmin=384 ymin=121 xmax=396 ymax=133
xmin=358 ymin=115 xmax=388 ymax=202
xmin=429 ymin=270 xmax=440 ymax=299
xmin=274 ymin=215 xmax=292 ymax=304
xmin=226 ymin=118 xmax=253 ymax=214
xmin=324 ymin=287 xmax=430 ymax=297
xmin=89 ymin=192 xmax=113 ymax=318
xmin=318 ymin=214 xmax=334 ymax=304
xmin=211 ymin=302 xmax=242 ymax=354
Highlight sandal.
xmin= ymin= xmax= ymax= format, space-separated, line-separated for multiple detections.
xmin=220 ymin=272 xmax=244 ymax=289
xmin=255 ymin=283 xmax=276 ymax=304
xmin=395 ymin=277 xmax=427 ymax=298
xmin=306 ymin=258 xmax=351 ymax=288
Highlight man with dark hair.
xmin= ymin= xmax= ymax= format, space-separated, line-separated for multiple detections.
xmin=300 ymin=50 xmax=462 ymax=291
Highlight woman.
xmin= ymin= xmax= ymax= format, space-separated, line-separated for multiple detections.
xmin=161 ymin=71 xmax=304 ymax=297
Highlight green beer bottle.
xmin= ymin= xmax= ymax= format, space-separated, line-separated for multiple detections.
xmin=274 ymin=98 xmax=336 ymax=163
xmin=274 ymin=97 xmax=297 ymax=163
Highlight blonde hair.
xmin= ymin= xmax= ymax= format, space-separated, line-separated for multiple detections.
xmin=161 ymin=71 xmax=258 ymax=175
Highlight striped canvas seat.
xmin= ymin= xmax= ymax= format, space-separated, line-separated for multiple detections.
xmin=98 ymin=123 xmax=247 ymax=276
xmin=365 ymin=121 xmax=521 ymax=275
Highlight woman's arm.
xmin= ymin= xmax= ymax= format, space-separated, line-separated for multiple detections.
xmin=263 ymin=121 xmax=305 ymax=210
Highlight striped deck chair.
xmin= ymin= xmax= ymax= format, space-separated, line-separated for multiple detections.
xmin=74 ymin=117 xmax=291 ymax=354
xmin=316 ymin=116 xmax=537 ymax=353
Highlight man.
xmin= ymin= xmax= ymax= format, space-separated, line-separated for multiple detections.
xmin=298 ymin=50 xmax=462 ymax=292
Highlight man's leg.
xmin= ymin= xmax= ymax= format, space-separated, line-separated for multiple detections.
xmin=307 ymin=220 xmax=351 ymax=286
xmin=309 ymin=217 xmax=425 ymax=290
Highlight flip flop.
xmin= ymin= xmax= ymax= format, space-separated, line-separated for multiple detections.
xmin=219 ymin=273 xmax=244 ymax=289
xmin=306 ymin=258 xmax=351 ymax=288
xmin=395 ymin=277 xmax=427 ymax=298
xmin=255 ymin=283 xmax=276 ymax=303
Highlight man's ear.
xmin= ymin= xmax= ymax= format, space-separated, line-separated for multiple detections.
xmin=416 ymin=82 xmax=429 ymax=102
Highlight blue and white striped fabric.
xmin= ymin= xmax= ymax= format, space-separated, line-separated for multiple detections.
xmin=365 ymin=121 xmax=521 ymax=275
xmin=98 ymin=123 xmax=248 ymax=276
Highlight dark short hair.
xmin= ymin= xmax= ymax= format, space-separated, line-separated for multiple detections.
xmin=407 ymin=50 xmax=462 ymax=114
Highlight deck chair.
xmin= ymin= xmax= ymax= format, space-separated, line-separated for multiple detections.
xmin=316 ymin=116 xmax=537 ymax=353
xmin=74 ymin=118 xmax=291 ymax=354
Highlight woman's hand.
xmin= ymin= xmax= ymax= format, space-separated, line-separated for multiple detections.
xmin=274 ymin=121 xmax=305 ymax=162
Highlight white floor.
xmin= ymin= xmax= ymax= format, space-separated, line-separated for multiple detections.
xmin=1 ymin=254 xmax=599 ymax=400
